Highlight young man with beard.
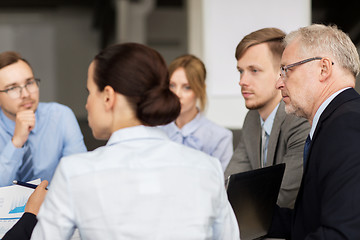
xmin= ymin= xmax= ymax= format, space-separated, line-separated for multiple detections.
xmin=225 ymin=28 xmax=310 ymax=208
xmin=0 ymin=51 xmax=87 ymax=187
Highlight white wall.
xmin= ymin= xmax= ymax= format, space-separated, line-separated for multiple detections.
xmin=0 ymin=12 xmax=57 ymax=103
xmin=115 ymin=0 xmax=188 ymax=65
xmin=188 ymin=0 xmax=311 ymax=129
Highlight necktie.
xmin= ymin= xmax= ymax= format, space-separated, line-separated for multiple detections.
xmin=16 ymin=141 xmax=34 ymax=182
xmin=303 ymin=135 xmax=311 ymax=166
xmin=261 ymin=127 xmax=268 ymax=167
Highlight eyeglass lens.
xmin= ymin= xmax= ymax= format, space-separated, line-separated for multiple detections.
xmin=7 ymin=80 xmax=39 ymax=98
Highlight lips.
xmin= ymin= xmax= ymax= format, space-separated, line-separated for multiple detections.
xmin=20 ymin=101 xmax=34 ymax=109
xmin=281 ymin=91 xmax=288 ymax=98
xmin=242 ymin=91 xmax=253 ymax=99
xmin=281 ymin=91 xmax=290 ymax=101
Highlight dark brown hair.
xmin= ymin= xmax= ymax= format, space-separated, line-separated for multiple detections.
xmin=0 ymin=51 xmax=31 ymax=70
xmin=168 ymin=54 xmax=207 ymax=111
xmin=93 ymin=43 xmax=180 ymax=126
xmin=235 ymin=28 xmax=286 ymax=69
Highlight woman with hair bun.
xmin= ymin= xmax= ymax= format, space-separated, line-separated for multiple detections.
xmin=25 ymin=43 xmax=239 ymax=240
xmin=159 ymin=54 xmax=233 ymax=171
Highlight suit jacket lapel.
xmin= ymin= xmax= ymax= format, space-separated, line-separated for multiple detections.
xmin=246 ymin=110 xmax=262 ymax=169
xmin=266 ymin=101 xmax=286 ymax=166
xmin=295 ymin=88 xmax=360 ymax=208
xmin=314 ymin=88 xmax=358 ymax=135
xmin=310 ymin=88 xmax=359 ymax=168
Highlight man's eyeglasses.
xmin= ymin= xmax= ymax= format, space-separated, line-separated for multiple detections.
xmin=280 ymin=57 xmax=333 ymax=80
xmin=0 ymin=78 xmax=40 ymax=99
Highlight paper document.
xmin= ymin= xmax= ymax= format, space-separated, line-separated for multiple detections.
xmin=0 ymin=179 xmax=40 ymax=239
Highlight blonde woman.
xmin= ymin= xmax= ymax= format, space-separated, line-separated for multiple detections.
xmin=159 ymin=55 xmax=233 ymax=171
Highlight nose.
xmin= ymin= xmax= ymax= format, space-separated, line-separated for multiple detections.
xmin=275 ymin=75 xmax=284 ymax=90
xmin=239 ymin=73 xmax=248 ymax=87
xmin=20 ymin=86 xmax=30 ymax=98
xmin=173 ymin=87 xmax=181 ymax=98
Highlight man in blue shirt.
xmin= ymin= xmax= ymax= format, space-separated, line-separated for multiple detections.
xmin=0 ymin=51 xmax=87 ymax=187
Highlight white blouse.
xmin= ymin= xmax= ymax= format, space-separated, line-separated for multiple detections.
xmin=31 ymin=125 xmax=239 ymax=240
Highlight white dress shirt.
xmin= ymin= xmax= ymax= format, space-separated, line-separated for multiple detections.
xmin=31 ymin=125 xmax=239 ymax=240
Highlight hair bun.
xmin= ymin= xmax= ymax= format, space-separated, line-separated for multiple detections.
xmin=137 ymin=87 xmax=180 ymax=126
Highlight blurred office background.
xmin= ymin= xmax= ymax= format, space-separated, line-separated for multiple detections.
xmin=0 ymin=0 xmax=359 ymax=150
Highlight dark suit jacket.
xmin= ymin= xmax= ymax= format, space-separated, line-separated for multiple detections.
xmin=2 ymin=213 xmax=37 ymax=240
xmin=225 ymin=101 xmax=310 ymax=208
xmin=269 ymin=88 xmax=360 ymax=239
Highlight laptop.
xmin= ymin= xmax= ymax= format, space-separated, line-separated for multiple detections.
xmin=226 ymin=163 xmax=285 ymax=240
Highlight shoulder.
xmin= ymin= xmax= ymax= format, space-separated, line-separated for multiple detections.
xmin=282 ymin=112 xmax=309 ymax=130
xmin=316 ymin=88 xmax=360 ymax=130
xmin=277 ymin=114 xmax=310 ymax=146
xmin=56 ymin=149 xmax=101 ymax=178
xmin=38 ymin=102 xmax=73 ymax=113
xmin=312 ymin=95 xmax=360 ymax=169
xmin=322 ymin=99 xmax=360 ymax=132
xmin=58 ymin=140 xmax=223 ymax=180
xmin=166 ymin=141 xmax=224 ymax=174
xmin=273 ymin=112 xmax=310 ymax=145
xmin=327 ymin=93 xmax=360 ymax=121
xmin=275 ymin=102 xmax=309 ymax=132
xmin=157 ymin=121 xmax=177 ymax=133
xmin=243 ymin=110 xmax=260 ymax=123
xmin=37 ymin=102 xmax=76 ymax=121
xmin=242 ymin=110 xmax=260 ymax=131
xmin=197 ymin=115 xmax=232 ymax=137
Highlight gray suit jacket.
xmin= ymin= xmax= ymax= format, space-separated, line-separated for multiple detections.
xmin=225 ymin=101 xmax=310 ymax=208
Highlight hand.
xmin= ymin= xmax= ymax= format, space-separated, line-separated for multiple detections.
xmin=12 ymin=110 xmax=36 ymax=148
xmin=25 ymin=180 xmax=48 ymax=215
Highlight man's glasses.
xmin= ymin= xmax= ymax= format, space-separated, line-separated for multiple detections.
xmin=0 ymin=78 xmax=40 ymax=99
xmin=280 ymin=57 xmax=327 ymax=80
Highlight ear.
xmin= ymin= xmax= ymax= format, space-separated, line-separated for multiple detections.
xmin=103 ymin=85 xmax=116 ymax=111
xmin=319 ymin=58 xmax=333 ymax=82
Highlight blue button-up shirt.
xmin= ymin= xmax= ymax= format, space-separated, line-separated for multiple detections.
xmin=0 ymin=102 xmax=87 ymax=186
xmin=159 ymin=113 xmax=233 ymax=171
xmin=260 ymin=103 xmax=280 ymax=165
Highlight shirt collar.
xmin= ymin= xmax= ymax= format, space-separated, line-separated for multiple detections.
xmin=107 ymin=125 xmax=168 ymax=146
xmin=260 ymin=103 xmax=280 ymax=136
xmin=309 ymin=87 xmax=350 ymax=139
xmin=168 ymin=111 xmax=203 ymax=137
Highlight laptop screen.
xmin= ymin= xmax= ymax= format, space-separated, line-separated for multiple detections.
xmin=226 ymin=163 xmax=285 ymax=240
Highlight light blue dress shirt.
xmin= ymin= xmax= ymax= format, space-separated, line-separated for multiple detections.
xmin=0 ymin=102 xmax=87 ymax=187
xmin=159 ymin=113 xmax=233 ymax=171
xmin=31 ymin=125 xmax=239 ymax=240
xmin=260 ymin=103 xmax=280 ymax=165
